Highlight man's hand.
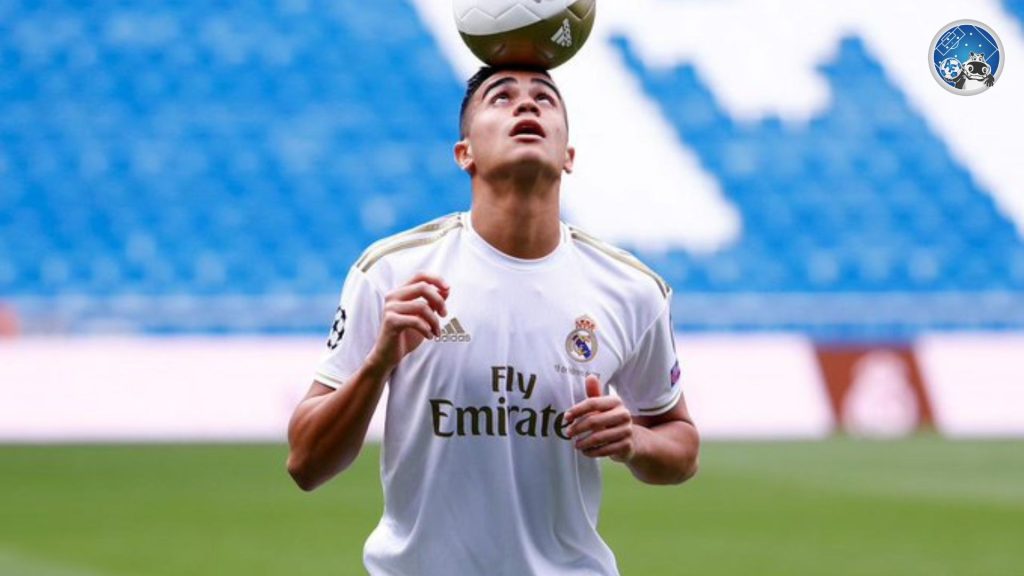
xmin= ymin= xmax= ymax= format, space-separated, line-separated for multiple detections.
xmin=366 ymin=273 xmax=449 ymax=373
xmin=565 ymin=375 xmax=636 ymax=463
xmin=287 ymin=271 xmax=449 ymax=491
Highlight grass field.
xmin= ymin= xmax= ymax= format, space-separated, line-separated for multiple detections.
xmin=2 ymin=438 xmax=1022 ymax=575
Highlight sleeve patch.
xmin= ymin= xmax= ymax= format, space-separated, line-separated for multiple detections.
xmin=326 ymin=306 xmax=347 ymax=350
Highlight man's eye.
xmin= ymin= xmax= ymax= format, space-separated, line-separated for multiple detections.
xmin=492 ymin=93 xmax=510 ymax=103
xmin=537 ymin=93 xmax=555 ymax=104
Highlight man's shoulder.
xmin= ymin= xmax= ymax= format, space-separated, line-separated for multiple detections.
xmin=354 ymin=213 xmax=464 ymax=274
xmin=566 ymin=223 xmax=671 ymax=303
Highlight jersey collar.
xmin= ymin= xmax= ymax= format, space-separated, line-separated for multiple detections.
xmin=461 ymin=211 xmax=569 ymax=270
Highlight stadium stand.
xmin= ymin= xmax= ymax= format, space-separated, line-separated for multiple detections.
xmin=1007 ymin=0 xmax=1024 ymax=23
xmin=617 ymin=35 xmax=1024 ymax=338
xmin=1 ymin=0 xmax=1022 ymax=339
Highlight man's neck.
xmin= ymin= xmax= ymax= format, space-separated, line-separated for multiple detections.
xmin=470 ymin=176 xmax=562 ymax=260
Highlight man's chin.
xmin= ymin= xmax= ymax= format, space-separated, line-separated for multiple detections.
xmin=501 ymin=149 xmax=560 ymax=169
xmin=498 ymin=156 xmax=561 ymax=179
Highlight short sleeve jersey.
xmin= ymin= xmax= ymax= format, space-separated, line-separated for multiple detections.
xmin=316 ymin=212 xmax=682 ymax=576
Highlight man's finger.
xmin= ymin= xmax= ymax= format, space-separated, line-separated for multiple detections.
xmin=389 ymin=300 xmax=442 ymax=337
xmin=567 ymin=409 xmax=627 ymax=438
xmin=568 ymin=408 xmax=630 ymax=438
xmin=388 ymin=314 xmax=434 ymax=341
xmin=583 ymin=439 xmax=632 ymax=460
xmin=575 ymin=426 xmax=629 ymax=451
xmin=564 ymin=396 xmax=620 ymax=424
xmin=388 ymin=283 xmax=448 ymax=316
xmin=565 ymin=376 xmax=607 ymax=425
xmin=406 ymin=272 xmax=450 ymax=295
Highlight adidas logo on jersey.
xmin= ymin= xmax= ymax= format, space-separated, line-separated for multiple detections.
xmin=551 ymin=19 xmax=572 ymax=48
xmin=435 ymin=318 xmax=471 ymax=343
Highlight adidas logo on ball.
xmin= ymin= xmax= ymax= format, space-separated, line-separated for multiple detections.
xmin=551 ymin=19 xmax=572 ymax=48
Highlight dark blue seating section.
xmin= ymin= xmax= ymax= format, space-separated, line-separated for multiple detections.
xmin=1 ymin=1 xmax=1022 ymax=339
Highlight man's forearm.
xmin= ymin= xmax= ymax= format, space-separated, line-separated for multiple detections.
xmin=286 ymin=360 xmax=391 ymax=491
xmin=626 ymin=421 xmax=700 ymax=485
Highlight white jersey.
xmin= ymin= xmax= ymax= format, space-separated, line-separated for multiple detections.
xmin=316 ymin=212 xmax=682 ymax=576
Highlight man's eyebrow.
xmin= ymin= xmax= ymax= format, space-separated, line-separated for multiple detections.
xmin=531 ymin=78 xmax=562 ymax=100
xmin=480 ymin=77 xmax=517 ymax=101
xmin=479 ymin=76 xmax=562 ymax=102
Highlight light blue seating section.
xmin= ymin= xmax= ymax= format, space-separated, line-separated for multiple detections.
xmin=1006 ymin=0 xmax=1024 ymax=23
xmin=0 ymin=0 xmax=466 ymax=303
xmin=1 ymin=1 xmax=1022 ymax=339
xmin=615 ymin=36 xmax=1024 ymax=338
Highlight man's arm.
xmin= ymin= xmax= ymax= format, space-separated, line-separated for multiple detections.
xmin=565 ymin=375 xmax=699 ymax=485
xmin=286 ymin=370 xmax=389 ymax=492
xmin=625 ymin=399 xmax=699 ymax=485
xmin=286 ymin=273 xmax=449 ymax=491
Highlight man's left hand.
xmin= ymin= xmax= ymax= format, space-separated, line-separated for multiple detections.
xmin=565 ymin=375 xmax=636 ymax=462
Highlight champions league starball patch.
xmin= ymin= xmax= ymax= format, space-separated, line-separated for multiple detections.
xmin=326 ymin=306 xmax=346 ymax=350
xmin=565 ymin=315 xmax=599 ymax=363
xmin=930 ymin=20 xmax=1003 ymax=95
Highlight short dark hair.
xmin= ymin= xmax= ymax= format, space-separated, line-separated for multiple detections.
xmin=458 ymin=65 xmax=564 ymax=138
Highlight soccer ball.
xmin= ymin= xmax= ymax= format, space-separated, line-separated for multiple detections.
xmin=939 ymin=57 xmax=962 ymax=81
xmin=452 ymin=0 xmax=597 ymax=69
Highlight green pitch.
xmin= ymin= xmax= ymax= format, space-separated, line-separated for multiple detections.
xmin=2 ymin=438 xmax=1022 ymax=575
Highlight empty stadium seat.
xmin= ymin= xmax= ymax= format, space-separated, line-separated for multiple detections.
xmin=1 ymin=1 xmax=1022 ymax=339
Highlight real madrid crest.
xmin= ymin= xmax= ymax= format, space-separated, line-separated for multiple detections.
xmin=566 ymin=315 xmax=599 ymax=363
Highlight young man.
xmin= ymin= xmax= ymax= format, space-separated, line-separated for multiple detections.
xmin=287 ymin=66 xmax=700 ymax=575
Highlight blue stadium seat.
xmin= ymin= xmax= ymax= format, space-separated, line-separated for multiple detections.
xmin=1 ymin=1 xmax=1022 ymax=339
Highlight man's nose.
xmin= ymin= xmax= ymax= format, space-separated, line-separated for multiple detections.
xmin=514 ymin=99 xmax=540 ymax=116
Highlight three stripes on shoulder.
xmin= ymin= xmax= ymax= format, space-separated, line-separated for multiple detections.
xmin=354 ymin=213 xmax=669 ymax=299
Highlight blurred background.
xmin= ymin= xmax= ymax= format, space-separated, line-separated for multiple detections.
xmin=1 ymin=1 xmax=1022 ymax=574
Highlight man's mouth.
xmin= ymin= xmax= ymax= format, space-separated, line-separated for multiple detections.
xmin=510 ymin=120 xmax=546 ymax=139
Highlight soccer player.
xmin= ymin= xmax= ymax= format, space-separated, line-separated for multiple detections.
xmin=287 ymin=65 xmax=700 ymax=575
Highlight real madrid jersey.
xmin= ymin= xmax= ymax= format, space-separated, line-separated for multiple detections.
xmin=315 ymin=211 xmax=682 ymax=576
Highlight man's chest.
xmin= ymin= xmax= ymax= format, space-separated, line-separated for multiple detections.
xmin=394 ymin=273 xmax=628 ymax=412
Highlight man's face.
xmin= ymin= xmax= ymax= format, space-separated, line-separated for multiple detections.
xmin=455 ymin=71 xmax=575 ymax=179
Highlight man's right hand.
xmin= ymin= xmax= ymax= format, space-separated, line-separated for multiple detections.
xmin=366 ymin=272 xmax=450 ymax=373
xmin=287 ymin=271 xmax=449 ymax=490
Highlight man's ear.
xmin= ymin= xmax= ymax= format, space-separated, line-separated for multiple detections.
xmin=563 ymin=145 xmax=576 ymax=174
xmin=454 ymin=139 xmax=474 ymax=173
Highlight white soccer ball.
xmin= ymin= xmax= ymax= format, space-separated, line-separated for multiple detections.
xmin=452 ymin=0 xmax=597 ymax=69
xmin=939 ymin=57 xmax=962 ymax=81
